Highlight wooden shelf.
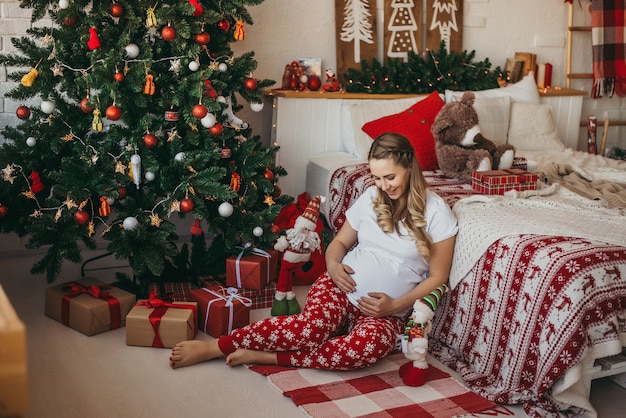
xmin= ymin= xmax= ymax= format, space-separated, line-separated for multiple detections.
xmin=266 ymin=88 xmax=589 ymax=99
xmin=265 ymin=89 xmax=425 ymax=100
xmin=538 ymin=87 xmax=588 ymax=97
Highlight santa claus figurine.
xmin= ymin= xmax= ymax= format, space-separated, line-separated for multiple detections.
xmin=272 ymin=196 xmax=324 ymax=316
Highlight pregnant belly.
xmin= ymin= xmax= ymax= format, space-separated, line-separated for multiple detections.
xmin=343 ymin=250 xmax=416 ymax=305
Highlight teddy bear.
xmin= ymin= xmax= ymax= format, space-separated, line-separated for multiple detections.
xmin=431 ymin=91 xmax=515 ymax=183
xmin=398 ymin=284 xmax=448 ymax=387
xmin=272 ymin=195 xmax=324 ymax=316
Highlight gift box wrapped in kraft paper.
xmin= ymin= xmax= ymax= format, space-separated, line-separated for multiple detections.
xmin=0 ymin=284 xmax=28 ymax=418
xmin=44 ymin=277 xmax=136 ymax=336
xmin=191 ymin=286 xmax=252 ymax=337
xmin=126 ymin=294 xmax=197 ymax=348
xmin=226 ymin=246 xmax=279 ymax=290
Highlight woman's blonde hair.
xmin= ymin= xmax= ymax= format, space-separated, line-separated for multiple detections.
xmin=368 ymin=132 xmax=433 ymax=260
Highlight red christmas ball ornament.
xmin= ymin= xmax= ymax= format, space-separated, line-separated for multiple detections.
xmin=63 ymin=16 xmax=77 ymax=27
xmin=74 ymin=210 xmax=90 ymax=225
xmin=113 ymin=71 xmax=124 ymax=82
xmin=79 ymin=98 xmax=93 ymax=113
xmin=272 ymin=185 xmax=282 ymax=198
xmin=180 ymin=198 xmax=194 ymax=213
xmin=307 ymin=75 xmax=322 ymax=91
xmin=263 ymin=169 xmax=275 ymax=181
xmin=217 ymin=19 xmax=230 ymax=32
xmin=271 ymin=224 xmax=281 ymax=234
xmin=208 ymin=123 xmax=223 ymax=136
xmin=111 ymin=3 xmax=124 ymax=17
xmin=16 ymin=105 xmax=31 ymax=120
xmin=195 ymin=31 xmax=210 ymax=45
xmin=0 ymin=204 xmax=8 ymax=218
xmin=220 ymin=147 xmax=232 ymax=159
xmin=143 ymin=133 xmax=158 ymax=148
xmin=161 ymin=24 xmax=177 ymax=41
xmin=192 ymin=104 xmax=208 ymax=119
xmin=118 ymin=186 xmax=127 ymax=199
xmin=244 ymin=77 xmax=258 ymax=91
xmin=105 ymin=104 xmax=122 ymax=120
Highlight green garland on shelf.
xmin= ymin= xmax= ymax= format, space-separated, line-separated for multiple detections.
xmin=343 ymin=43 xmax=503 ymax=94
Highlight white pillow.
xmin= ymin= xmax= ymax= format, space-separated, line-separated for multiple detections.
xmin=445 ymin=95 xmax=511 ymax=146
xmin=349 ymin=96 xmax=429 ymax=159
xmin=445 ymin=73 xmax=541 ymax=105
xmin=339 ymin=101 xmax=358 ymax=155
xmin=507 ymin=102 xmax=565 ymax=151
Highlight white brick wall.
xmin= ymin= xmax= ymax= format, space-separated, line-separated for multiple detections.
xmin=0 ymin=1 xmax=52 ymax=139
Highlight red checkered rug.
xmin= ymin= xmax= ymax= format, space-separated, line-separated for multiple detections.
xmin=249 ymin=352 xmax=498 ymax=418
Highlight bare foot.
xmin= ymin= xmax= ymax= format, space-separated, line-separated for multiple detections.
xmin=170 ymin=339 xmax=223 ymax=369
xmin=226 ymin=348 xmax=278 ymax=367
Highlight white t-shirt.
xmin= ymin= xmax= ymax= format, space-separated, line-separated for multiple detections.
xmin=342 ymin=186 xmax=458 ymax=317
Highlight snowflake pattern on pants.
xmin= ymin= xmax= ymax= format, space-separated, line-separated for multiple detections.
xmin=227 ymin=273 xmax=405 ymax=370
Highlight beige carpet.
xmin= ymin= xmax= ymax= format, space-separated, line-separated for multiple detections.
xmin=1 ymin=248 xmax=623 ymax=418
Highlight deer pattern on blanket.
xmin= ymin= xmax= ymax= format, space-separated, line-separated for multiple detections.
xmin=429 ymin=234 xmax=626 ymax=417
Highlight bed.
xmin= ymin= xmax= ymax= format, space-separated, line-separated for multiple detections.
xmin=297 ymin=77 xmax=626 ymax=417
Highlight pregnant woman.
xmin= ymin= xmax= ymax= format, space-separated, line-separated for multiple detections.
xmin=170 ymin=132 xmax=458 ymax=371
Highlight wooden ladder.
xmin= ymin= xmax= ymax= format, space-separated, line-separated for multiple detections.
xmin=565 ymin=3 xmax=592 ymax=89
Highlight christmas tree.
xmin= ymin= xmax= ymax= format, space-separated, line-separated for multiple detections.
xmin=0 ymin=0 xmax=289 ymax=293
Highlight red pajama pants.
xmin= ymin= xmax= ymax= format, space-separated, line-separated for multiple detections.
xmin=218 ymin=272 xmax=405 ymax=370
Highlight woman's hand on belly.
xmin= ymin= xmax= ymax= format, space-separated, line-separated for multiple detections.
xmin=328 ymin=262 xmax=357 ymax=293
xmin=357 ymin=292 xmax=397 ymax=317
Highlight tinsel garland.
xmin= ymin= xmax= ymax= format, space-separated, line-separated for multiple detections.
xmin=343 ymin=43 xmax=503 ymax=94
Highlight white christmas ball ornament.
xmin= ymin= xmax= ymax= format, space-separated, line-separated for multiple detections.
xmin=218 ymin=201 xmax=233 ymax=217
xmin=41 ymin=100 xmax=56 ymax=114
xmin=300 ymin=74 xmax=308 ymax=84
xmin=59 ymin=0 xmax=70 ymax=10
xmin=144 ymin=171 xmax=155 ymax=182
xmin=106 ymin=197 xmax=115 ymax=205
xmin=253 ymin=226 xmax=263 ymax=237
xmin=26 ymin=137 xmax=37 ymax=147
xmin=200 ymin=113 xmax=217 ymax=128
xmin=216 ymin=95 xmax=227 ymax=104
xmin=188 ymin=60 xmax=200 ymax=72
xmin=122 ymin=216 xmax=139 ymax=231
xmin=250 ymin=102 xmax=264 ymax=112
xmin=125 ymin=43 xmax=140 ymax=59
xmin=174 ymin=152 xmax=186 ymax=162
xmin=218 ymin=63 xmax=228 ymax=72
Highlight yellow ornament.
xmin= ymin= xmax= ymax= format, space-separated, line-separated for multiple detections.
xmin=92 ymin=109 xmax=103 ymax=132
xmin=234 ymin=20 xmax=245 ymax=41
xmin=146 ymin=3 xmax=158 ymax=27
xmin=21 ymin=68 xmax=39 ymax=87
xmin=143 ymin=73 xmax=156 ymax=95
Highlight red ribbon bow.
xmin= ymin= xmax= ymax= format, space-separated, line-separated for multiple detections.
xmin=61 ymin=282 xmax=121 ymax=330
xmin=136 ymin=290 xmax=197 ymax=347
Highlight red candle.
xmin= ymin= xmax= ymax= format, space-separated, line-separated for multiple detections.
xmin=544 ymin=63 xmax=552 ymax=89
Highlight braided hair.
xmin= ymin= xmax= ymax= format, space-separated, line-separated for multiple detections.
xmin=368 ymin=133 xmax=433 ymax=260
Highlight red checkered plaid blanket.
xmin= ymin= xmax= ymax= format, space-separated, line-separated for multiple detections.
xmin=591 ymin=0 xmax=626 ymax=98
xmin=249 ymin=351 xmax=497 ymax=418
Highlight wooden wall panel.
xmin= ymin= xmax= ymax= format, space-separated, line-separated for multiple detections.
xmin=335 ymin=0 xmax=379 ymax=82
xmin=335 ymin=0 xmax=463 ymax=82
xmin=425 ymin=0 xmax=463 ymax=53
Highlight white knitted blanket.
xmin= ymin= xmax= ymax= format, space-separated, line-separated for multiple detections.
xmin=449 ymin=183 xmax=626 ymax=289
